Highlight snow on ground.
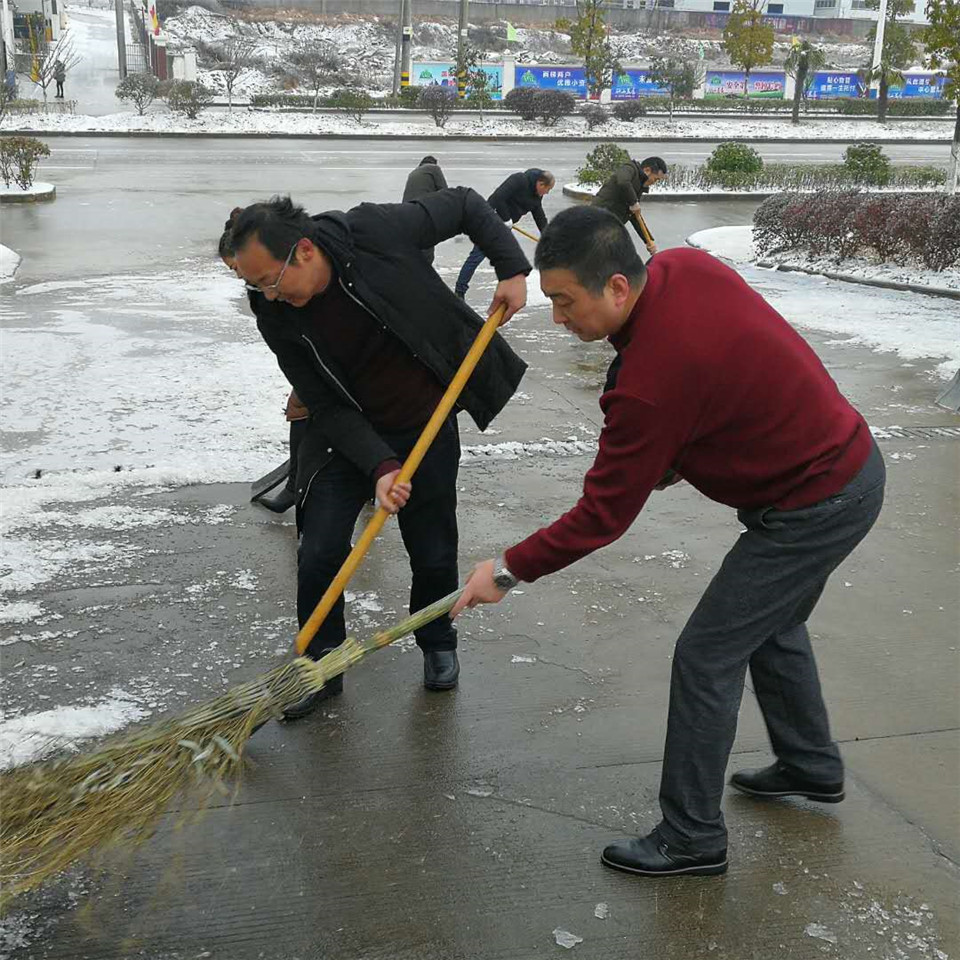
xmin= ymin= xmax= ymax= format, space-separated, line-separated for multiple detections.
xmin=2 ymin=109 xmax=951 ymax=141
xmin=1 ymin=243 xmax=21 ymax=282
xmin=691 ymin=226 xmax=960 ymax=378
xmin=0 ymin=182 xmax=55 ymax=201
xmin=0 ymin=692 xmax=149 ymax=769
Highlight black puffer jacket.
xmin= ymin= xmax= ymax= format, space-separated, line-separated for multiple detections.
xmin=488 ymin=169 xmax=548 ymax=231
xmin=250 ymin=187 xmax=531 ymax=497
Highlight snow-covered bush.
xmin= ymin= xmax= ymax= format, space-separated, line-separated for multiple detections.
xmin=331 ymin=87 xmax=373 ymax=122
xmin=0 ymin=135 xmax=50 ymax=189
xmin=753 ymin=191 xmax=960 ymax=270
xmin=115 ymin=73 xmax=161 ymax=115
xmin=706 ymin=142 xmax=763 ymax=176
xmin=581 ymin=103 xmax=609 ymax=129
xmin=163 ymin=80 xmax=214 ymax=119
xmin=504 ymin=87 xmax=539 ymax=121
xmin=611 ymin=100 xmax=648 ymax=122
xmin=535 ymin=90 xmax=576 ymax=126
xmin=418 ymin=85 xmax=456 ymax=128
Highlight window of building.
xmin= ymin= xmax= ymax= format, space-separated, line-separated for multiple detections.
xmin=657 ymin=0 xmax=675 ymax=8
xmin=767 ymin=2 xmax=783 ymax=11
xmin=815 ymin=0 xmax=837 ymax=8
xmin=851 ymin=0 xmax=869 ymax=7
xmin=713 ymin=1 xmax=730 ymax=9
xmin=51 ymin=0 xmax=58 ymax=12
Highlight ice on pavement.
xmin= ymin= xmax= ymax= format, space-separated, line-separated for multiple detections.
xmin=553 ymin=928 xmax=584 ymax=949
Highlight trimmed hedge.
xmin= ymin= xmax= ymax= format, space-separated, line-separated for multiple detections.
xmin=753 ymin=191 xmax=960 ymax=271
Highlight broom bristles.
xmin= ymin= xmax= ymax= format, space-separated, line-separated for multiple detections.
xmin=0 ymin=590 xmax=460 ymax=907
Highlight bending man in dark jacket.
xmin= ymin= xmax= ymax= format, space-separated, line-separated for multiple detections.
xmin=402 ymin=155 xmax=449 ymax=264
xmin=453 ymin=206 xmax=883 ymax=879
xmin=593 ymin=156 xmax=667 ymax=256
xmin=231 ymin=189 xmax=530 ymax=718
xmin=455 ymin=168 xmax=554 ymax=299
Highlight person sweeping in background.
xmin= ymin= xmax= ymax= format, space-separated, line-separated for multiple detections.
xmin=453 ymin=205 xmax=884 ymax=878
xmin=402 ymin=156 xmax=449 ymax=265
xmin=592 ymin=155 xmax=668 ymax=257
xmin=455 ymin=168 xmax=554 ymax=300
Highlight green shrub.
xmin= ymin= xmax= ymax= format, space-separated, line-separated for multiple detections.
xmin=330 ymin=87 xmax=373 ymax=122
xmin=0 ymin=135 xmax=50 ymax=189
xmin=163 ymin=80 xmax=213 ymax=119
xmin=842 ymin=143 xmax=891 ymax=186
xmin=612 ymin=99 xmax=648 ymax=121
xmin=576 ymin=142 xmax=631 ymax=186
xmin=705 ymin=142 xmax=763 ymax=177
xmin=534 ymin=90 xmax=576 ymax=126
xmin=581 ymin=103 xmax=609 ymax=129
xmin=504 ymin=87 xmax=539 ymax=120
xmin=397 ymin=85 xmax=421 ymax=108
xmin=115 ymin=73 xmax=161 ymax=115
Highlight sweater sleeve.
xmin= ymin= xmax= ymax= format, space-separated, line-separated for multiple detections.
xmin=504 ymin=389 xmax=680 ymax=583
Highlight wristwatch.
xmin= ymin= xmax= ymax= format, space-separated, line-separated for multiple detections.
xmin=493 ymin=555 xmax=519 ymax=592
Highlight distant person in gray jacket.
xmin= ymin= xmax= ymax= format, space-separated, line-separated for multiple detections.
xmin=402 ymin=156 xmax=450 ymax=264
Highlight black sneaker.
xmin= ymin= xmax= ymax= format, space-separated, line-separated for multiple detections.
xmin=730 ymin=761 xmax=845 ymax=803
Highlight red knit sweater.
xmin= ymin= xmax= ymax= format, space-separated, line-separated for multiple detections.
xmin=505 ymin=248 xmax=872 ymax=584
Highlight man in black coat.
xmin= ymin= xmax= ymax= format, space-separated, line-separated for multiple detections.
xmin=593 ymin=156 xmax=668 ymax=256
xmin=231 ymin=190 xmax=530 ymax=717
xmin=402 ymin=156 xmax=449 ymax=264
xmin=455 ymin=168 xmax=554 ymax=299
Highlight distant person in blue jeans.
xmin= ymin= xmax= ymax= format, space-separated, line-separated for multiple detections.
xmin=455 ymin=168 xmax=554 ymax=299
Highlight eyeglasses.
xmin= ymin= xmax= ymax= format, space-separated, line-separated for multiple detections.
xmin=244 ymin=242 xmax=298 ymax=295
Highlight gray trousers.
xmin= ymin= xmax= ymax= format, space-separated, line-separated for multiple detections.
xmin=657 ymin=440 xmax=885 ymax=853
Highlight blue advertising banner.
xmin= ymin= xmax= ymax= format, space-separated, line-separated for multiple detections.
xmin=704 ymin=70 xmax=785 ymax=99
xmin=610 ymin=69 xmax=669 ymax=100
xmin=514 ymin=65 xmax=587 ymax=98
xmin=412 ymin=62 xmax=503 ymax=100
xmin=869 ymin=72 xmax=946 ymax=99
xmin=807 ymin=72 xmax=866 ymax=99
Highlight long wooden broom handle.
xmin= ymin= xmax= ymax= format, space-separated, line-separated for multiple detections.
xmin=294 ymin=305 xmax=507 ymax=655
xmin=512 ymin=224 xmax=540 ymax=244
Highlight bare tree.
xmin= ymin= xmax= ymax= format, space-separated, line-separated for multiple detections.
xmin=199 ymin=37 xmax=256 ymax=113
xmin=31 ymin=33 xmax=81 ymax=105
xmin=289 ymin=41 xmax=347 ymax=113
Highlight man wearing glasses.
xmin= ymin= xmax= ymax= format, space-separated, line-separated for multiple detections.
xmin=230 ymin=191 xmax=530 ymax=718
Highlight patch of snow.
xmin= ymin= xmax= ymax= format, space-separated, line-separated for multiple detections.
xmin=805 ymin=923 xmax=838 ymax=944
xmin=553 ymin=928 xmax=584 ymax=949
xmin=0 ymin=243 xmax=21 ymax=282
xmin=461 ymin=438 xmax=597 ymax=464
xmin=0 ymin=182 xmax=54 ymax=200
xmin=594 ymin=902 xmax=609 ymax=920
xmin=0 ymin=601 xmax=43 ymax=625
xmin=0 ymin=692 xmax=149 ymax=769
xmin=688 ymin=225 xmax=757 ymax=263
xmin=511 ymin=654 xmax=538 ymax=664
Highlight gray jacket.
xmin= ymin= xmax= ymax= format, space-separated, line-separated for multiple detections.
xmin=402 ymin=163 xmax=448 ymax=202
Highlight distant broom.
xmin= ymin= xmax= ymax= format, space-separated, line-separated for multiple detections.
xmin=0 ymin=590 xmax=460 ymax=907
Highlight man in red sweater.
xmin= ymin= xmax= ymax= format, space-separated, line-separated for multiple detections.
xmin=452 ymin=206 xmax=885 ymax=878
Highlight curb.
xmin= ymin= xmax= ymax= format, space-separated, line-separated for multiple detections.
xmin=0 ymin=182 xmax=56 ymax=204
xmin=755 ymin=260 xmax=960 ymax=301
xmin=0 ymin=129 xmax=951 ymax=146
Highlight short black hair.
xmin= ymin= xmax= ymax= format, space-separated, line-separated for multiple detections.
xmin=230 ymin=196 xmax=315 ymax=261
xmin=217 ymin=206 xmax=244 ymax=259
xmin=535 ymin=206 xmax=646 ymax=296
xmin=640 ymin=156 xmax=668 ymax=174
xmin=420 ymin=155 xmax=438 ymax=165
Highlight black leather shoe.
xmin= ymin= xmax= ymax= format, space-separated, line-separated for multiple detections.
xmin=423 ymin=649 xmax=459 ymax=690
xmin=730 ymin=761 xmax=844 ymax=803
xmin=281 ymin=673 xmax=343 ymax=720
xmin=257 ymin=486 xmax=296 ymax=514
xmin=601 ymin=830 xmax=728 ymax=877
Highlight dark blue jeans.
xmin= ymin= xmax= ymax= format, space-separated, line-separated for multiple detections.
xmin=657 ymin=440 xmax=886 ymax=853
xmin=297 ymin=417 xmax=460 ymax=658
xmin=455 ymin=244 xmax=487 ymax=297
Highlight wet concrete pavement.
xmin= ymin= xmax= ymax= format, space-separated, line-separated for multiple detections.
xmin=1 ymin=140 xmax=958 ymax=958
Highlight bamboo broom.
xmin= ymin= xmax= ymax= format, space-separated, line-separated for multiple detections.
xmin=0 ymin=304 xmax=509 ymax=906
